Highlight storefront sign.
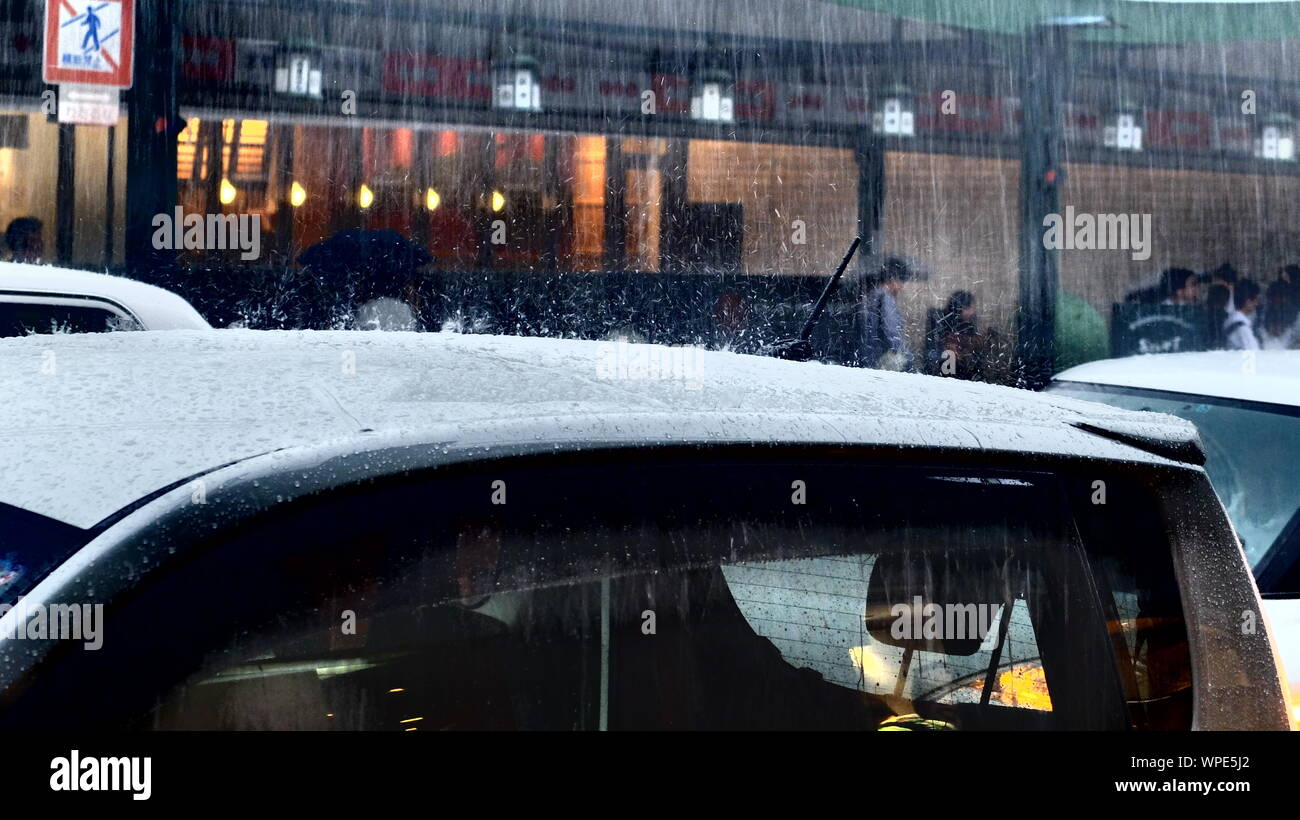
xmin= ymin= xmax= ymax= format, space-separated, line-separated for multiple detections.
xmin=182 ymin=36 xmax=234 ymax=83
xmin=43 ymin=0 xmax=134 ymax=88
xmin=916 ymin=93 xmax=1004 ymax=133
xmin=382 ymin=54 xmax=490 ymax=101
xmin=1147 ymin=111 xmax=1212 ymax=149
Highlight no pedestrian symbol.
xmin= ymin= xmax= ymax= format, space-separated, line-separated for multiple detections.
xmin=43 ymin=0 xmax=135 ymax=88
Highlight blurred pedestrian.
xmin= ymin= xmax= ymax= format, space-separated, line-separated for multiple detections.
xmin=1260 ymin=279 xmax=1299 ymax=350
xmin=4 ymin=217 xmax=44 ymax=263
xmin=1201 ymin=263 xmax=1238 ymax=312
xmin=297 ymin=229 xmax=431 ymax=330
xmin=859 ymin=257 xmax=914 ymax=371
xmin=1205 ymin=283 xmax=1232 ymax=349
xmin=1159 ymin=268 xmax=1200 ymax=305
xmin=925 ymin=290 xmax=987 ymax=379
xmin=1224 ymin=278 xmax=1262 ymax=351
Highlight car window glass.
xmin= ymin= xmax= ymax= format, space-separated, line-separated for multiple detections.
xmin=1049 ymin=384 xmax=1300 ymax=577
xmin=57 ymin=461 xmax=1184 ymax=732
xmin=0 ymin=301 xmax=139 ymax=336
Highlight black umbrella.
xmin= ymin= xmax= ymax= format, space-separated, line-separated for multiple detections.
xmin=297 ymin=229 xmax=432 ymax=300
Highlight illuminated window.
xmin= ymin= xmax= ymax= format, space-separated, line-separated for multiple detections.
xmin=571 ymin=136 xmax=605 ymax=269
xmin=221 ymin=119 xmax=269 ymax=182
xmin=176 ymin=117 xmax=202 ymax=181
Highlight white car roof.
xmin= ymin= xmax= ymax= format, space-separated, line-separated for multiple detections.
xmin=1054 ymin=351 xmax=1300 ymax=408
xmin=0 ymin=262 xmax=210 ymax=331
xmin=0 ymin=330 xmax=1201 ymax=528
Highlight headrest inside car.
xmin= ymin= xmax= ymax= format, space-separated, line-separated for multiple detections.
xmin=864 ymin=550 xmax=1019 ymax=656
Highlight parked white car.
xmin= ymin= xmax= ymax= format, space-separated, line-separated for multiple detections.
xmin=1049 ymin=351 xmax=1300 ymax=723
xmin=0 ymin=262 xmax=210 ymax=336
xmin=0 ymin=331 xmax=1287 ymax=730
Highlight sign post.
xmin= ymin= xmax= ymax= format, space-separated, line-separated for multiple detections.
xmin=43 ymin=0 xmax=135 ymax=124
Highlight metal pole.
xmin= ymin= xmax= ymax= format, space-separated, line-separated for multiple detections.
xmin=125 ymin=0 xmax=180 ymax=275
xmin=1017 ymin=24 xmax=1068 ymax=388
xmin=103 ymin=125 xmax=116 ymax=268
xmin=55 ymin=122 xmax=75 ymax=265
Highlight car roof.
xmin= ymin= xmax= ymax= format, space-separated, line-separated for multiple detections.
xmin=0 ymin=262 xmax=211 ymax=331
xmin=0 ymin=329 xmax=1201 ymax=528
xmin=1053 ymin=350 xmax=1300 ymax=408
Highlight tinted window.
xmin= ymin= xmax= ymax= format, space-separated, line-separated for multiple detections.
xmin=0 ymin=300 xmax=138 ymax=337
xmin=4 ymin=458 xmax=1190 ymax=731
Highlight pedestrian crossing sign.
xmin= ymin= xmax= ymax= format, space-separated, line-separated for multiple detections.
xmin=43 ymin=0 xmax=134 ymax=88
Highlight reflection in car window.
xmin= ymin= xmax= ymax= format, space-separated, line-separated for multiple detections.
xmin=90 ymin=461 xmax=1188 ymax=732
xmin=723 ymin=557 xmax=1051 ymax=713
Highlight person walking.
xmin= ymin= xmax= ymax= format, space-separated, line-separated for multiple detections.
xmin=1224 ymin=278 xmax=1263 ymax=351
xmin=859 ymin=257 xmax=914 ymax=371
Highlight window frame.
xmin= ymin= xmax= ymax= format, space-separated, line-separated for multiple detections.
xmin=0 ymin=291 xmax=143 ymax=335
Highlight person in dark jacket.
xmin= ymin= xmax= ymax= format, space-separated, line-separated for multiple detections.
xmin=4 ymin=217 xmax=43 ymax=263
xmin=925 ymin=290 xmax=988 ymax=379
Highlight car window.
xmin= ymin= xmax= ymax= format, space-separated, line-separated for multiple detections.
xmin=6 ymin=457 xmax=1188 ymax=731
xmin=1048 ymin=382 xmax=1300 ymax=589
xmin=0 ymin=300 xmax=140 ymax=336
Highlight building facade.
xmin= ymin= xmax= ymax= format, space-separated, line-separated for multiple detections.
xmin=3 ymin=0 xmax=1300 ymax=375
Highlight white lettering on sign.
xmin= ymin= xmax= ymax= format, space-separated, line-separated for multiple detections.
xmin=57 ymin=83 xmax=119 ymax=125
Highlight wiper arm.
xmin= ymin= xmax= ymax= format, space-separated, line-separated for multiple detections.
xmin=764 ymin=236 xmax=861 ymax=362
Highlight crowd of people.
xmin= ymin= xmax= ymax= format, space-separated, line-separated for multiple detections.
xmin=859 ymin=257 xmax=1300 ymax=382
xmin=1125 ymin=263 xmax=1300 ymax=351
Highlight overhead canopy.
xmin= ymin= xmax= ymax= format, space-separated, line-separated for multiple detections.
xmin=824 ymin=0 xmax=1300 ymax=44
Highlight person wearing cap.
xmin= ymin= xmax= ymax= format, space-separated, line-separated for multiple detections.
xmin=859 ymin=257 xmax=914 ymax=371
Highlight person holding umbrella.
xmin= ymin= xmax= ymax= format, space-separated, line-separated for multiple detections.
xmin=296 ymin=229 xmax=432 ymax=330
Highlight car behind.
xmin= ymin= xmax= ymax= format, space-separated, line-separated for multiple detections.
xmin=0 ymin=262 xmax=210 ymax=336
xmin=1050 ymin=350 xmax=1300 ymax=724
